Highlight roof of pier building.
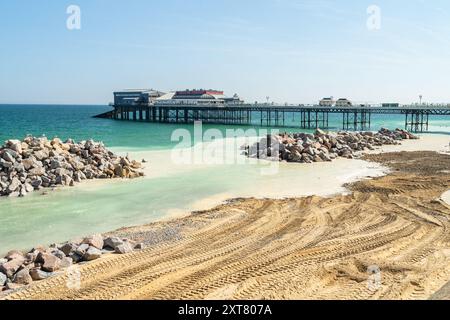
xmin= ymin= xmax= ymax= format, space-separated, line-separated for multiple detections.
xmin=173 ymin=89 xmax=226 ymax=100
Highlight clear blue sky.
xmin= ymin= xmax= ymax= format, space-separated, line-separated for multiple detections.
xmin=1 ymin=0 xmax=450 ymax=105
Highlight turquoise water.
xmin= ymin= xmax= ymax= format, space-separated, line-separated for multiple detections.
xmin=1 ymin=104 xmax=449 ymax=150
xmin=0 ymin=104 xmax=449 ymax=255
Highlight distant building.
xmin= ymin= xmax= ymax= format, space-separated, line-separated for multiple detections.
xmin=155 ymin=89 xmax=244 ymax=106
xmin=319 ymin=97 xmax=335 ymax=107
xmin=335 ymin=98 xmax=352 ymax=107
xmin=114 ymin=89 xmax=165 ymax=106
xmin=224 ymin=93 xmax=244 ymax=105
xmin=382 ymin=103 xmax=400 ymax=108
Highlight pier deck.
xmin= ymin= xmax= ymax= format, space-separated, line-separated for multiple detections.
xmin=95 ymin=104 xmax=450 ymax=132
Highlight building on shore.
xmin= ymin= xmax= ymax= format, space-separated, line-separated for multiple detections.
xmin=335 ymin=98 xmax=353 ymax=107
xmin=319 ymin=97 xmax=335 ymax=107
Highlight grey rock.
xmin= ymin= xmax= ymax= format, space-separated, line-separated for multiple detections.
xmin=82 ymin=234 xmax=104 ymax=250
xmin=36 ymin=253 xmax=61 ymax=272
xmin=30 ymin=268 xmax=53 ymax=281
xmin=69 ymin=253 xmax=83 ymax=263
xmin=50 ymin=249 xmax=66 ymax=260
xmin=28 ymin=166 xmax=46 ymax=176
xmin=83 ymin=247 xmax=102 ymax=261
xmin=13 ymin=268 xmax=33 ymax=285
xmin=115 ymin=242 xmax=134 ymax=254
xmin=2 ymin=150 xmax=16 ymax=163
xmin=0 ymin=258 xmax=24 ymax=278
xmin=75 ymin=243 xmax=90 ymax=256
xmin=7 ymin=177 xmax=21 ymax=193
xmin=103 ymin=237 xmax=124 ymax=250
xmin=60 ymin=242 xmax=78 ymax=256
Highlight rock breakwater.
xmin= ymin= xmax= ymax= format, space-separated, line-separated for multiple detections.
xmin=243 ymin=128 xmax=418 ymax=163
xmin=0 ymin=234 xmax=145 ymax=292
xmin=0 ymin=136 xmax=144 ymax=197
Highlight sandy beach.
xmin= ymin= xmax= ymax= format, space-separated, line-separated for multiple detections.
xmin=3 ymin=148 xmax=450 ymax=300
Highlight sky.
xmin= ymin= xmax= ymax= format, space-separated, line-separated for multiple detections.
xmin=1 ymin=0 xmax=450 ymax=105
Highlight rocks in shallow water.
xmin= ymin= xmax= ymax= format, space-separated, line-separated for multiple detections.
xmin=83 ymin=247 xmax=102 ymax=261
xmin=244 ymin=128 xmax=418 ymax=164
xmin=0 ymin=136 xmax=144 ymax=197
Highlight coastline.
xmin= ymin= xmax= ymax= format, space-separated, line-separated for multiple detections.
xmin=3 ymin=149 xmax=450 ymax=300
xmin=0 ymin=133 xmax=448 ymax=256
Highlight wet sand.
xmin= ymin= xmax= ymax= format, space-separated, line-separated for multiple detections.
xmin=4 ymin=151 xmax=450 ymax=300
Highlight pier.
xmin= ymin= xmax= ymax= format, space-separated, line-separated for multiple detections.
xmin=95 ymin=104 xmax=450 ymax=132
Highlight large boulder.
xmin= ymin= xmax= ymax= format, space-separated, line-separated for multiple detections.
xmin=103 ymin=237 xmax=124 ymax=250
xmin=6 ymin=140 xmax=22 ymax=154
xmin=5 ymin=250 xmax=24 ymax=261
xmin=82 ymin=234 xmax=104 ymax=250
xmin=75 ymin=243 xmax=89 ymax=256
xmin=36 ymin=253 xmax=61 ymax=272
xmin=13 ymin=268 xmax=33 ymax=285
xmin=1 ymin=150 xmax=16 ymax=163
xmin=33 ymin=150 xmax=49 ymax=161
xmin=0 ymin=258 xmax=25 ymax=278
xmin=60 ymin=242 xmax=78 ymax=256
xmin=115 ymin=242 xmax=134 ymax=254
xmin=7 ymin=177 xmax=21 ymax=193
xmin=28 ymin=166 xmax=46 ymax=176
xmin=50 ymin=249 xmax=66 ymax=260
xmin=30 ymin=269 xmax=53 ymax=281
xmin=83 ymin=247 xmax=102 ymax=261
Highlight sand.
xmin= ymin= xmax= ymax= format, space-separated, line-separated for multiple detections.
xmin=3 ymin=151 xmax=450 ymax=300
